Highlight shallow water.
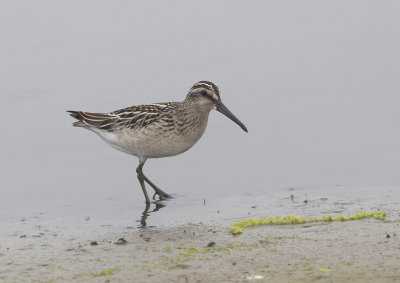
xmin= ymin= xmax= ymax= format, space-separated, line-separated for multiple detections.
xmin=1 ymin=1 xmax=400 ymax=237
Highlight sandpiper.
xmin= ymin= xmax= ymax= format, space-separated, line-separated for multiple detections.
xmin=68 ymin=81 xmax=247 ymax=203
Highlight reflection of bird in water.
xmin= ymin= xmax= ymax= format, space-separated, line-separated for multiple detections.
xmin=68 ymin=81 xmax=247 ymax=203
xmin=139 ymin=202 xmax=165 ymax=227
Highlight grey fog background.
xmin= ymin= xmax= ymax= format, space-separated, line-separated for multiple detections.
xmin=1 ymin=1 xmax=399 ymax=230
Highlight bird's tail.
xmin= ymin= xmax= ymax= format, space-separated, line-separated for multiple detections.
xmin=67 ymin=110 xmax=87 ymax=127
xmin=67 ymin=110 xmax=112 ymax=128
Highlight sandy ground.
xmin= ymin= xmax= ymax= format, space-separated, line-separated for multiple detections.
xmin=1 ymin=216 xmax=400 ymax=283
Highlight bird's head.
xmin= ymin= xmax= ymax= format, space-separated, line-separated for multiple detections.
xmin=186 ymin=81 xmax=248 ymax=132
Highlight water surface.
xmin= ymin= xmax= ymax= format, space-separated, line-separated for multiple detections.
xmin=1 ymin=1 xmax=400 ymax=236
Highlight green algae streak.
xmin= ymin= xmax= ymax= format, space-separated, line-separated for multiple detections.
xmin=230 ymin=211 xmax=386 ymax=235
xmin=91 ymin=267 xmax=120 ymax=277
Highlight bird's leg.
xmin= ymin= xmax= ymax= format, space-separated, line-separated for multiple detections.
xmin=136 ymin=162 xmax=150 ymax=203
xmin=142 ymin=174 xmax=172 ymax=201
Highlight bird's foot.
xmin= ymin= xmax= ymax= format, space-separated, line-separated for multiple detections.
xmin=152 ymin=189 xmax=173 ymax=201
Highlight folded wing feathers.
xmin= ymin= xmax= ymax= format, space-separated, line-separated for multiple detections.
xmin=68 ymin=103 xmax=178 ymax=131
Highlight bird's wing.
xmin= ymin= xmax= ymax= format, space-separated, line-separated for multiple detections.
xmin=68 ymin=102 xmax=179 ymax=131
xmin=112 ymin=103 xmax=179 ymax=130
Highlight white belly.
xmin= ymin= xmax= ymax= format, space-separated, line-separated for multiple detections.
xmin=91 ymin=125 xmax=206 ymax=160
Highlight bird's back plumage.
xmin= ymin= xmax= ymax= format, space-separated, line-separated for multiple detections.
xmin=68 ymin=102 xmax=179 ymax=132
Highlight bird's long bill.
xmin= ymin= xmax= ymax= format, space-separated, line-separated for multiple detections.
xmin=216 ymin=101 xmax=248 ymax=132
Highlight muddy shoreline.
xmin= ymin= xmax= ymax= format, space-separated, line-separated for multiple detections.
xmin=1 ymin=214 xmax=399 ymax=282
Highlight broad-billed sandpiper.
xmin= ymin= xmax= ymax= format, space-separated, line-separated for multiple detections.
xmin=68 ymin=81 xmax=247 ymax=203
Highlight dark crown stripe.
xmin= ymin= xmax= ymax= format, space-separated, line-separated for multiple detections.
xmin=190 ymin=84 xmax=213 ymax=91
xmin=193 ymin=81 xmax=220 ymax=98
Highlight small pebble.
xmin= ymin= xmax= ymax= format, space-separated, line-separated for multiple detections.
xmin=207 ymin=241 xmax=216 ymax=248
xmin=386 ymin=234 xmax=390 ymax=239
xmin=115 ymin=238 xmax=128 ymax=245
xmin=90 ymin=241 xmax=98 ymax=246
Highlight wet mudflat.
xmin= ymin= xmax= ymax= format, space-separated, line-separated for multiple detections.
xmin=1 ymin=186 xmax=400 ymax=282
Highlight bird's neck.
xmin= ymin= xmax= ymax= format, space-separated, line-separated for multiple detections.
xmin=176 ymin=100 xmax=212 ymax=135
xmin=182 ymin=99 xmax=213 ymax=119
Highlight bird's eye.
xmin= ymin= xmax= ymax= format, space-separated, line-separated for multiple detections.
xmin=201 ymin=90 xmax=208 ymax=96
